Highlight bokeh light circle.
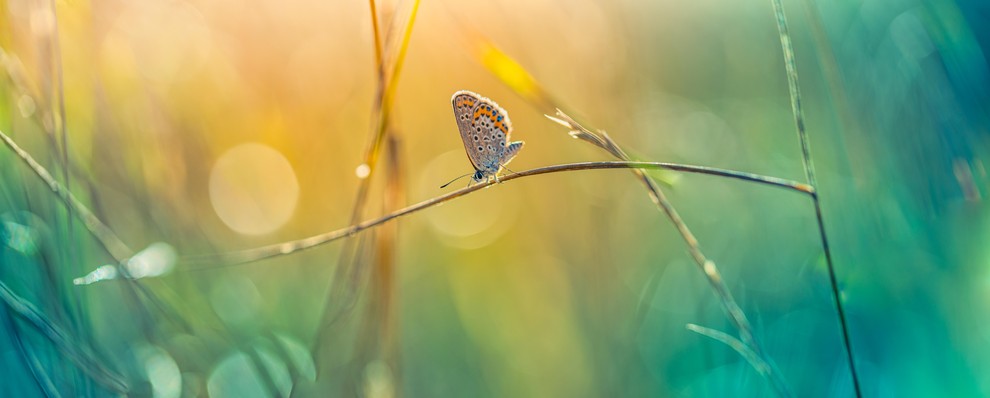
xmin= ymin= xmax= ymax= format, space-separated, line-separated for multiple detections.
xmin=209 ymin=143 xmax=299 ymax=235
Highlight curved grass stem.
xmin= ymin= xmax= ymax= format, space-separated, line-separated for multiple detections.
xmin=184 ymin=160 xmax=809 ymax=268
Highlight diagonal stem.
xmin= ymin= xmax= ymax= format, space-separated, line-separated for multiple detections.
xmin=0 ymin=129 xmax=131 ymax=262
xmin=0 ymin=281 xmax=128 ymax=393
xmin=769 ymin=0 xmax=861 ymax=396
xmin=547 ymin=111 xmax=791 ymax=396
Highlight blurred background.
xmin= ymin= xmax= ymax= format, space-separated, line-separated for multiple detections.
xmin=1 ymin=0 xmax=988 ymax=396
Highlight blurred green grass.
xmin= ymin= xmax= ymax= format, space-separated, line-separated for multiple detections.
xmin=2 ymin=0 xmax=989 ymax=397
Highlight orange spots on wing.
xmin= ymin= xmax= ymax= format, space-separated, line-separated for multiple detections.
xmin=473 ymin=107 xmax=490 ymax=119
xmin=455 ymin=96 xmax=476 ymax=108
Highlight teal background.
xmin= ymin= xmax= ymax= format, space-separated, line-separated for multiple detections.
xmin=1 ymin=0 xmax=988 ymax=396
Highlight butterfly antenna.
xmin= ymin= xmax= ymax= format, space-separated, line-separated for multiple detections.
xmin=440 ymin=172 xmax=474 ymax=189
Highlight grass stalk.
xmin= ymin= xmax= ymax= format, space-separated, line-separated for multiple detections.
xmin=306 ymin=1 xmax=419 ymax=394
xmin=0 ymin=281 xmax=128 ymax=394
xmin=185 ymin=160 xmax=810 ymax=268
xmin=3 ymin=124 xmax=812 ymax=272
xmin=0 ymin=128 xmax=131 ymax=262
xmin=4 ymin=305 xmax=62 ymax=398
xmin=319 ymin=0 xmax=420 ymax=322
xmin=547 ymin=110 xmax=791 ymax=396
xmin=686 ymin=324 xmax=771 ymax=379
xmin=768 ymin=1 xmax=862 ymax=396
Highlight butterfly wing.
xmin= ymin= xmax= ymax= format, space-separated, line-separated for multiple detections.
xmin=452 ymin=90 xmax=522 ymax=179
xmin=472 ymin=95 xmax=514 ymax=170
xmin=475 ymin=98 xmax=520 ymax=171
xmin=452 ymin=91 xmax=485 ymax=171
xmin=499 ymin=141 xmax=524 ymax=167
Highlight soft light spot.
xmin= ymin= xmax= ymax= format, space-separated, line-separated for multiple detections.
xmin=2 ymin=220 xmax=39 ymax=256
xmin=208 ymin=348 xmax=291 ymax=398
xmin=135 ymin=345 xmax=181 ymax=398
xmin=207 ymin=352 xmax=269 ymax=398
xmin=364 ymin=360 xmax=395 ymax=398
xmin=890 ymin=11 xmax=934 ymax=61
xmin=17 ymin=95 xmax=35 ymax=118
xmin=355 ymin=163 xmax=371 ymax=179
xmin=419 ymin=151 xmax=519 ymax=249
xmin=257 ymin=347 xmax=292 ymax=397
xmin=275 ymin=333 xmax=316 ymax=382
xmin=209 ymin=143 xmax=299 ymax=235
xmin=126 ymin=242 xmax=177 ymax=279
xmin=73 ymin=265 xmax=117 ymax=285
xmin=73 ymin=242 xmax=175 ymax=285
xmin=1 ymin=211 xmax=46 ymax=257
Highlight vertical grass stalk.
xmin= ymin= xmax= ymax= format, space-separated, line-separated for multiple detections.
xmin=307 ymin=1 xmax=419 ymax=395
xmin=768 ymin=0 xmax=862 ymax=396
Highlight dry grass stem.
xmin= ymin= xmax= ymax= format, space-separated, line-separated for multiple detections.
xmin=186 ymin=160 xmax=809 ymax=268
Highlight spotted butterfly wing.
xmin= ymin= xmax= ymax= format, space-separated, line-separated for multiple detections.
xmin=452 ymin=91 xmax=485 ymax=172
xmin=451 ymin=90 xmax=524 ymax=182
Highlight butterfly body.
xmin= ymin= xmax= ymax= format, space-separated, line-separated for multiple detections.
xmin=451 ymin=90 xmax=523 ymax=183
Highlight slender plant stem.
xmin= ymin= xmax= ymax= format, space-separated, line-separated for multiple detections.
xmin=0 ymin=129 xmax=132 ymax=262
xmin=368 ymin=0 xmax=384 ymax=77
xmin=769 ymin=1 xmax=861 ymax=396
xmin=0 ymin=281 xmax=128 ymax=393
xmin=45 ymin=0 xmax=76 ymax=284
xmin=184 ymin=160 xmax=810 ymax=268
xmin=547 ymin=111 xmax=790 ymax=396
xmin=44 ymin=4 xmax=87 ymax=391
xmin=303 ymin=2 xmax=420 ymax=396
xmin=323 ymin=0 xmax=420 ymax=308
xmin=4 ymin=305 xmax=62 ymax=398
xmin=686 ymin=324 xmax=769 ymax=378
xmin=2 ymin=126 xmax=812 ymax=271
xmin=0 ymin=126 xmax=188 ymax=340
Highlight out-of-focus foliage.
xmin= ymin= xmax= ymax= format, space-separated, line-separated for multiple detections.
xmin=0 ymin=0 xmax=987 ymax=396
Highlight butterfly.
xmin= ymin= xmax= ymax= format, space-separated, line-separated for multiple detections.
xmin=442 ymin=90 xmax=524 ymax=188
